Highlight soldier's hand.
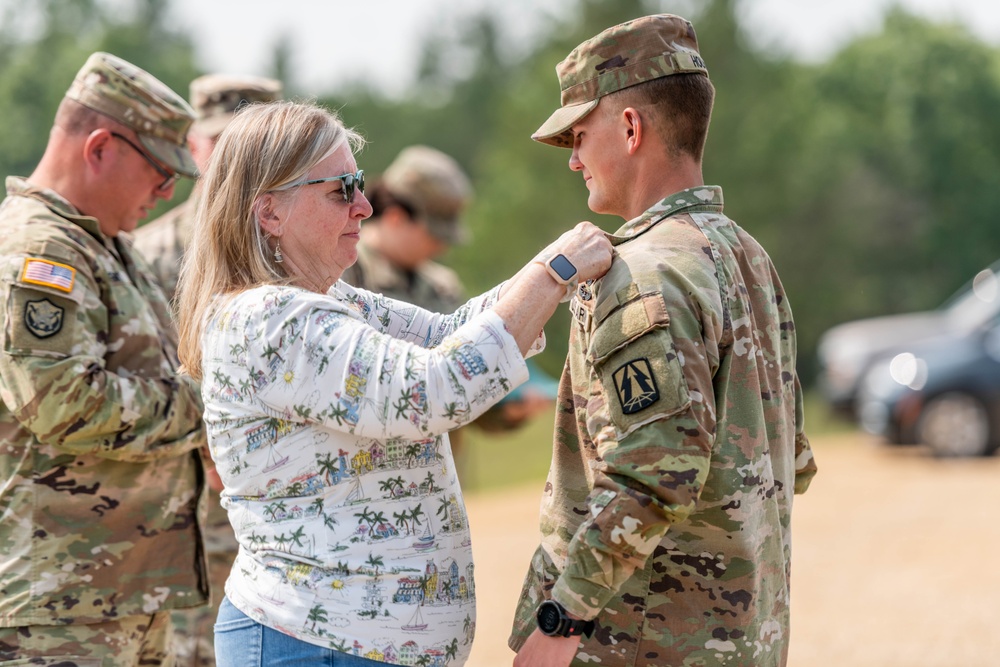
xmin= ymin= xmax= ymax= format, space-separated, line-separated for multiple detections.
xmin=513 ymin=629 xmax=579 ymax=667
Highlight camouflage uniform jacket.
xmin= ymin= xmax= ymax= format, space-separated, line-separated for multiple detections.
xmin=509 ymin=186 xmax=818 ymax=666
xmin=0 ymin=177 xmax=208 ymax=626
xmin=341 ymin=241 xmax=465 ymax=315
xmin=132 ymin=194 xmax=237 ymax=557
xmin=132 ymin=195 xmax=196 ymax=306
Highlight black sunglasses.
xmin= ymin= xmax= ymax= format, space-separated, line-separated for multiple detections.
xmin=283 ymin=170 xmax=365 ymax=203
xmin=110 ymin=132 xmax=179 ymax=191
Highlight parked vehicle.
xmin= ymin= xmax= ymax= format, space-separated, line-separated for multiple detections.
xmin=854 ymin=313 xmax=1000 ymax=457
xmin=817 ymin=261 xmax=1000 ymax=418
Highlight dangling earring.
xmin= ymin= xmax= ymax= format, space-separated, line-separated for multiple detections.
xmin=274 ymin=240 xmax=284 ymax=264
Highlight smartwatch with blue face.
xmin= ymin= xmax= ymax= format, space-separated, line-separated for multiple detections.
xmin=546 ymin=253 xmax=578 ymax=284
xmin=534 ymin=252 xmax=579 ymax=302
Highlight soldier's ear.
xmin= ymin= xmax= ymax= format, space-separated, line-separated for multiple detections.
xmin=622 ymin=107 xmax=643 ymax=155
xmin=82 ymin=129 xmax=114 ymax=174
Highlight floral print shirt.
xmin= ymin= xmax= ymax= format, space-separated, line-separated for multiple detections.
xmin=202 ymin=280 xmax=531 ymax=665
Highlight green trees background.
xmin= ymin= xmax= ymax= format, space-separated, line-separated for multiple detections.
xmin=3 ymin=0 xmax=1000 ymax=384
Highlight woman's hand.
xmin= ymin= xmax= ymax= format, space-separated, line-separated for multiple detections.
xmin=494 ymin=222 xmax=614 ymax=356
xmin=537 ymin=221 xmax=614 ymax=284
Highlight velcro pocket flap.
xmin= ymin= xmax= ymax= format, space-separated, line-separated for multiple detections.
xmin=589 ymin=291 xmax=691 ymax=440
xmin=589 ymin=291 xmax=670 ymax=365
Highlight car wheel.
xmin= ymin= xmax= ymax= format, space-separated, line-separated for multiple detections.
xmin=917 ymin=392 xmax=994 ymax=457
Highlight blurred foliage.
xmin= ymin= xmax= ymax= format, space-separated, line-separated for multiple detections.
xmin=0 ymin=0 xmax=200 ymax=214
xmin=2 ymin=0 xmax=1000 ymax=385
xmin=462 ymin=404 xmax=557 ymax=493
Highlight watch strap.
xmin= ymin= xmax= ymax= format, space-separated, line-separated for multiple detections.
xmin=537 ymin=599 xmax=596 ymax=638
xmin=564 ymin=616 xmax=596 ymax=638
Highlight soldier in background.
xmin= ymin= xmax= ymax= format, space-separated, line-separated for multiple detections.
xmin=509 ymin=14 xmax=818 ymax=667
xmin=340 ymin=145 xmax=557 ymax=477
xmin=133 ymin=73 xmax=282 ymax=667
xmin=341 ymin=145 xmax=471 ymax=317
xmin=0 ymin=52 xmax=206 ymax=665
xmin=135 ymin=74 xmax=283 ymax=306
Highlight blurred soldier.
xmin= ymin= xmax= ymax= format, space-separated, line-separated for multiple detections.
xmin=341 ymin=145 xmax=471 ymax=316
xmin=0 ymin=52 xmax=206 ymax=665
xmin=133 ymin=73 xmax=283 ymax=667
xmin=135 ymin=74 xmax=283 ymax=306
xmin=509 ymin=15 xmax=819 ymax=667
xmin=341 ymin=146 xmax=556 ymax=475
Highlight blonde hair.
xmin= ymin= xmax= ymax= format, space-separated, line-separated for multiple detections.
xmin=176 ymin=100 xmax=365 ymax=379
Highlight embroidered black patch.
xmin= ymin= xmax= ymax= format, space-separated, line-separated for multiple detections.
xmin=612 ymin=358 xmax=660 ymax=415
xmin=24 ymin=298 xmax=64 ymax=339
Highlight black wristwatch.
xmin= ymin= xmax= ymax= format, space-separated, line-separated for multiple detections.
xmin=535 ymin=599 xmax=595 ymax=638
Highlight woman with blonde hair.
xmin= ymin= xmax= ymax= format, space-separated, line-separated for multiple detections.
xmin=175 ymin=100 xmax=612 ymax=666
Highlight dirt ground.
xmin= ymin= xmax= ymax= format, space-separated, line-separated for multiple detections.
xmin=463 ymin=433 xmax=1000 ymax=667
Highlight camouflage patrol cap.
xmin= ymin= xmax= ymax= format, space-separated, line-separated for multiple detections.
xmin=65 ymin=52 xmax=198 ymax=177
xmin=533 ymin=14 xmax=708 ymax=148
xmin=382 ymin=145 xmax=472 ymax=245
xmin=190 ymin=74 xmax=283 ymax=138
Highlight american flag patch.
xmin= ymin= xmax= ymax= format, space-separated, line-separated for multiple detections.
xmin=21 ymin=258 xmax=76 ymax=293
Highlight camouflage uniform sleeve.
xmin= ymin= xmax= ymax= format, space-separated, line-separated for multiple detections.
xmin=418 ymin=260 xmax=467 ymax=313
xmin=0 ymin=243 xmax=204 ymax=462
xmin=551 ymin=272 xmax=721 ymax=619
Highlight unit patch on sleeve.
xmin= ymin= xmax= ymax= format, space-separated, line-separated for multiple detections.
xmin=21 ymin=258 xmax=76 ymax=293
xmin=24 ymin=298 xmax=65 ymax=338
xmin=612 ymin=358 xmax=660 ymax=415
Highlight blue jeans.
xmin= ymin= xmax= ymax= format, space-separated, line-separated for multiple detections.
xmin=215 ymin=596 xmax=388 ymax=667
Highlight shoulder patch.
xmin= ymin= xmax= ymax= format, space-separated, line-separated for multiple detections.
xmin=24 ymin=298 xmax=65 ymax=338
xmin=20 ymin=258 xmax=76 ymax=293
xmin=612 ymin=358 xmax=660 ymax=414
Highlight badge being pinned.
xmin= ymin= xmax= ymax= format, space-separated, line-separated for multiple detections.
xmin=612 ymin=358 xmax=660 ymax=415
xmin=21 ymin=258 xmax=76 ymax=293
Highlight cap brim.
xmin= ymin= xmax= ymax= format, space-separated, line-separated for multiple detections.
xmin=191 ymin=113 xmax=233 ymax=139
xmin=531 ymin=99 xmax=599 ymax=148
xmin=426 ymin=216 xmax=470 ymax=246
xmin=139 ymin=133 xmax=199 ymax=179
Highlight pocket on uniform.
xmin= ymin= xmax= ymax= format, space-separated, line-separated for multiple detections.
xmin=589 ymin=291 xmax=691 ymax=440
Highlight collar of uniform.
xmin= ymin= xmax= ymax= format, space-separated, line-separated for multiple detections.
xmin=5 ymin=176 xmax=103 ymax=237
xmin=355 ymin=243 xmax=412 ymax=292
xmin=607 ymin=185 xmax=724 ymax=245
